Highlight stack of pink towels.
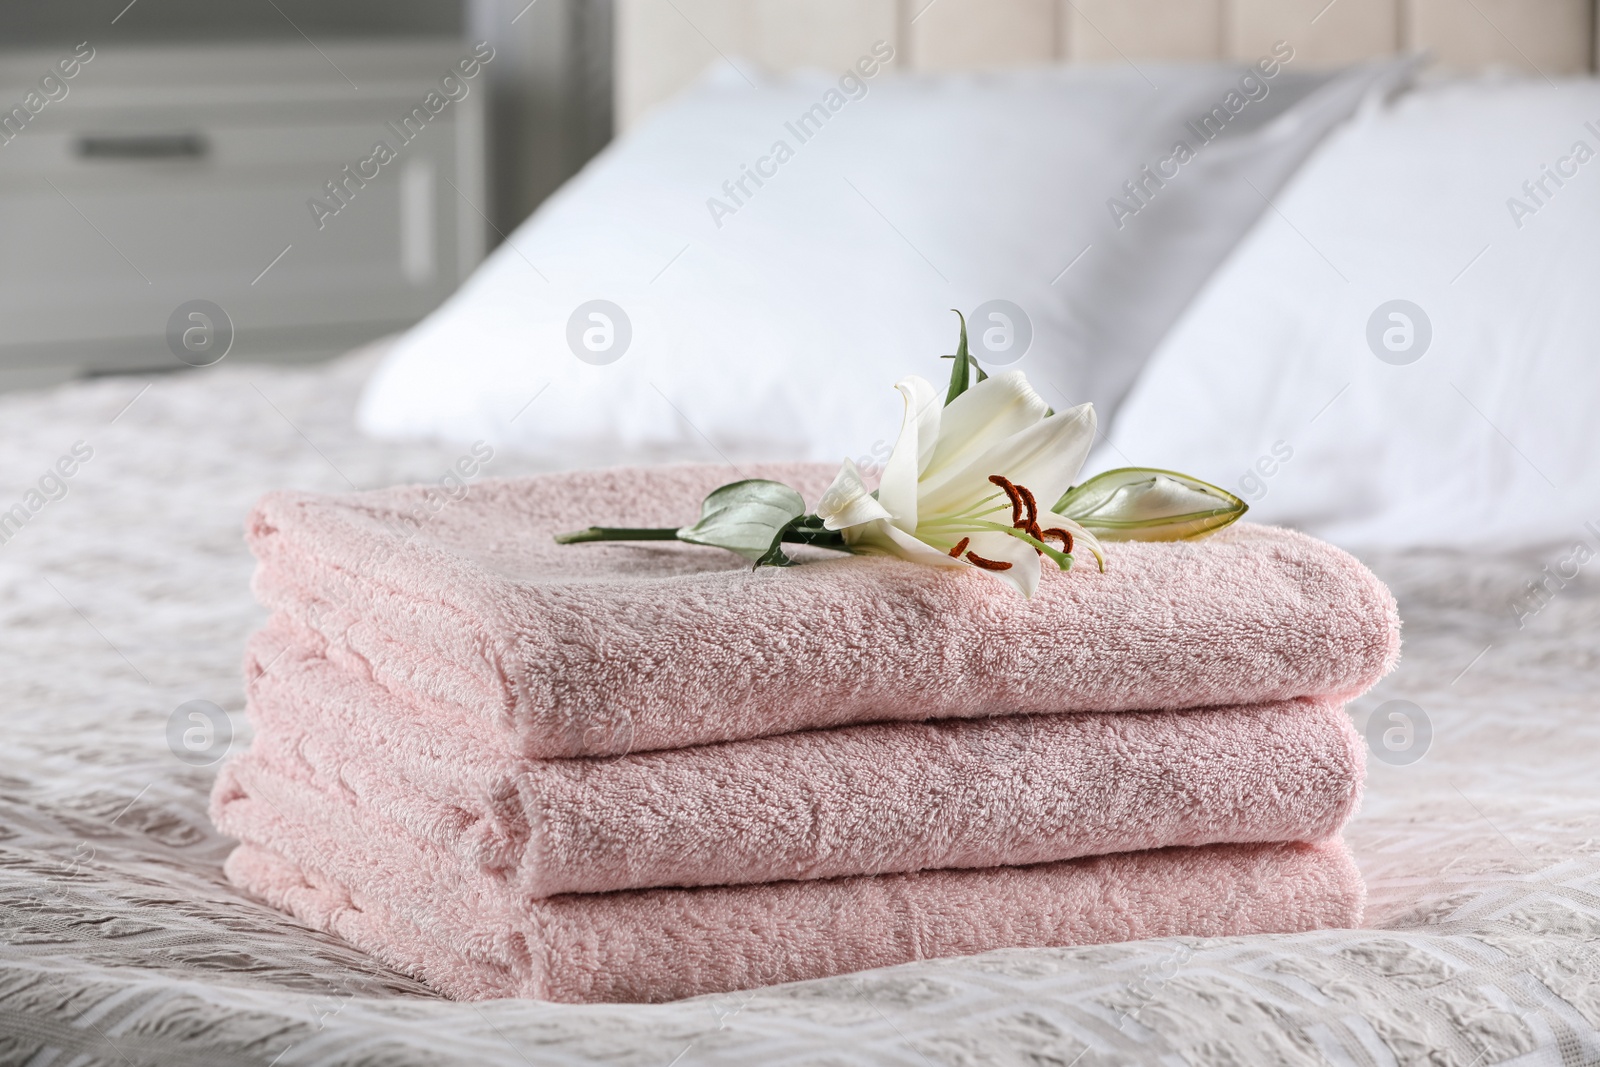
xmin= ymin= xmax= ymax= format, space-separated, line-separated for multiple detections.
xmin=212 ymin=463 xmax=1399 ymax=1004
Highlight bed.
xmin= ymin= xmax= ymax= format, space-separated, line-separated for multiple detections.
xmin=4 ymin=2 xmax=1599 ymax=1063
xmin=3 ymin=349 xmax=1597 ymax=1063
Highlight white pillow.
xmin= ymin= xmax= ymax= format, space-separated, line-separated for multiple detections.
xmin=359 ymin=55 xmax=1412 ymax=466
xmin=1099 ymin=77 xmax=1600 ymax=550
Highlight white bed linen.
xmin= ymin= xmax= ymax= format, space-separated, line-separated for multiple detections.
xmin=0 ymin=352 xmax=1597 ymax=1064
xmin=357 ymin=57 xmax=1411 ymax=467
xmin=1099 ymin=77 xmax=1600 ymax=552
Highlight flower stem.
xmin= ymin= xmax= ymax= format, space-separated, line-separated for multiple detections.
xmin=553 ymin=527 xmax=681 ymax=544
xmin=782 ymin=524 xmax=848 ymax=549
xmin=553 ymin=523 xmax=849 ymax=551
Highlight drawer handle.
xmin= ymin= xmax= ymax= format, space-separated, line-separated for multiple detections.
xmin=76 ymin=134 xmax=208 ymax=160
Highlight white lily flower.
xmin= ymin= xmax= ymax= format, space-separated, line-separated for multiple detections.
xmin=815 ymin=371 xmax=1104 ymax=597
xmin=1056 ymin=467 xmax=1248 ymax=541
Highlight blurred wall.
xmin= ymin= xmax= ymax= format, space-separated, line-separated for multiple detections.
xmin=0 ymin=1 xmax=462 ymax=45
xmin=467 ymin=0 xmax=614 ymax=236
xmin=616 ymin=0 xmax=1597 ymax=130
xmin=0 ymin=0 xmax=613 ymax=239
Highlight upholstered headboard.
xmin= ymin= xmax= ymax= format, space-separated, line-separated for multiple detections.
xmin=616 ymin=0 xmax=1595 ymax=127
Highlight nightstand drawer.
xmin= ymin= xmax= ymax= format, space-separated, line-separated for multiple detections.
xmin=0 ymin=40 xmax=486 ymax=373
xmin=0 ymin=119 xmax=459 ymax=343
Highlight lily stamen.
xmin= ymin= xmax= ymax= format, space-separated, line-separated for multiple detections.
xmin=1016 ymin=483 xmax=1038 ymax=525
xmin=948 ymin=536 xmax=970 ymax=558
xmin=965 ymin=550 xmax=1013 ymax=571
xmin=1042 ymin=527 xmax=1074 ymax=553
xmin=987 ymin=474 xmax=1053 ymax=557
xmin=988 ymin=475 xmax=1024 ymax=526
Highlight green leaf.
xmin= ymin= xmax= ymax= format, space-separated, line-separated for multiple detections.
xmin=676 ymin=479 xmax=808 ymax=563
xmin=943 ymin=310 xmax=971 ymax=406
xmin=1054 ymin=468 xmax=1248 ymax=542
xmin=754 ymin=532 xmax=799 ymax=568
xmin=940 ymin=312 xmax=989 ymax=397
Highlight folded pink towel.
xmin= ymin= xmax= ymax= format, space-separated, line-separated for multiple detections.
xmin=247 ymin=464 xmax=1400 ymax=758
xmin=239 ymin=619 xmax=1366 ymax=897
xmin=217 ymin=779 xmax=1363 ymax=1003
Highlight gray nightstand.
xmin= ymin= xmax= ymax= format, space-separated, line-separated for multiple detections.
xmin=0 ymin=39 xmax=488 ymax=385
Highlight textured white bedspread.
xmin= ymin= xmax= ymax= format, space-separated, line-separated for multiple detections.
xmin=1 ymin=351 xmax=1596 ymax=1065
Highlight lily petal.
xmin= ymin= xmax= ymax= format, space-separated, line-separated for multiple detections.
xmin=1037 ymin=509 xmax=1107 ymax=572
xmin=841 ymin=518 xmax=970 ymax=579
xmin=960 ymin=528 xmax=1043 ymax=597
xmin=926 ymin=370 xmax=1050 ymax=479
xmin=856 ymin=519 xmax=972 ymax=570
xmin=877 ymin=376 xmax=941 ymax=530
xmin=816 ymin=459 xmax=892 ymax=531
xmin=919 ymin=402 xmax=1097 ymax=519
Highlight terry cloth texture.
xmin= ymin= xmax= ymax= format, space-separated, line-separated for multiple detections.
xmin=220 ymin=462 xmax=1395 ymax=1002
xmin=218 ymin=818 xmax=1363 ymax=1005
xmin=238 ymin=617 xmax=1366 ymax=897
xmin=245 ymin=463 xmax=1400 ymax=758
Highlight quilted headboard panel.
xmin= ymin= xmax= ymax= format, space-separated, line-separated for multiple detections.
xmin=616 ymin=0 xmax=1595 ymax=127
